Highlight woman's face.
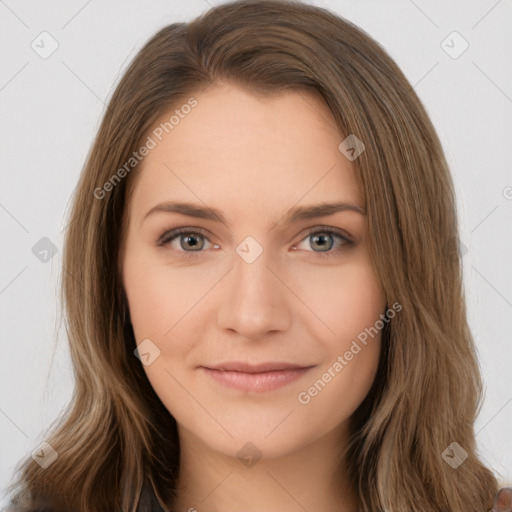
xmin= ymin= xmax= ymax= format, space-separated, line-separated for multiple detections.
xmin=121 ymin=82 xmax=386 ymax=459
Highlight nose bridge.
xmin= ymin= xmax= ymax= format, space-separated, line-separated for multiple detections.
xmin=216 ymin=236 xmax=291 ymax=337
xmin=234 ymin=239 xmax=275 ymax=295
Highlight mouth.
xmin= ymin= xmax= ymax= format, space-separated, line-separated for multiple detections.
xmin=200 ymin=361 xmax=315 ymax=392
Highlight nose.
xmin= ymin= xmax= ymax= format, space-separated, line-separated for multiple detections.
xmin=216 ymin=245 xmax=292 ymax=340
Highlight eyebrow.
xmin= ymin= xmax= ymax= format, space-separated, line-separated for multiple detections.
xmin=142 ymin=200 xmax=366 ymax=228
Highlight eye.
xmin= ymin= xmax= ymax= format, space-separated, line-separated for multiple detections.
xmin=158 ymin=227 xmax=217 ymax=259
xmin=293 ymin=227 xmax=353 ymax=257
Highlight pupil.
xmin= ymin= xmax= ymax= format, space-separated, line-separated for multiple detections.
xmin=183 ymin=234 xmax=202 ymax=250
xmin=312 ymin=233 xmax=332 ymax=251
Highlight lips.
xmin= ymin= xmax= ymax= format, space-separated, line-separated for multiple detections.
xmin=203 ymin=361 xmax=311 ymax=373
xmin=200 ymin=361 xmax=315 ymax=392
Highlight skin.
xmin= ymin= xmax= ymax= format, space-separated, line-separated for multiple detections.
xmin=121 ymin=81 xmax=386 ymax=512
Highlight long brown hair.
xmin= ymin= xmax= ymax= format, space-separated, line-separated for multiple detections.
xmin=4 ymin=1 xmax=503 ymax=510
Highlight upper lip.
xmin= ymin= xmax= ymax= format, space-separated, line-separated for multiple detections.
xmin=202 ymin=361 xmax=313 ymax=373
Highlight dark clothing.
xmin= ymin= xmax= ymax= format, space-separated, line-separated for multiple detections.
xmin=135 ymin=485 xmax=512 ymax=512
xmin=136 ymin=480 xmax=168 ymax=512
xmin=4 ymin=484 xmax=512 ymax=511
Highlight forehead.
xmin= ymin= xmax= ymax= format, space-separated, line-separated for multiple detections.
xmin=128 ymin=83 xmax=363 ymax=223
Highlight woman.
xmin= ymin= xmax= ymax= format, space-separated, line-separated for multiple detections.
xmin=4 ymin=0 xmax=511 ymax=510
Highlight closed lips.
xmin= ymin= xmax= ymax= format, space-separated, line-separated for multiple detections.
xmin=201 ymin=364 xmax=314 ymax=393
xmin=202 ymin=361 xmax=314 ymax=373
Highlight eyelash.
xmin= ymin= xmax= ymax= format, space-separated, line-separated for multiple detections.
xmin=157 ymin=226 xmax=353 ymax=260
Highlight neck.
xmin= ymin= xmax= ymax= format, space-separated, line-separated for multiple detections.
xmin=169 ymin=423 xmax=360 ymax=512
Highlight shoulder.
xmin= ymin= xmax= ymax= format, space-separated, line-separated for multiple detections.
xmin=493 ymin=488 xmax=512 ymax=512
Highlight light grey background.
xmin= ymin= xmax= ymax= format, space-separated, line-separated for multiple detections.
xmin=1 ymin=0 xmax=511 ymax=504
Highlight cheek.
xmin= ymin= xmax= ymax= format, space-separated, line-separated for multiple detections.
xmin=292 ymin=257 xmax=385 ymax=344
xmin=293 ymin=259 xmax=385 ymax=402
xmin=294 ymin=266 xmax=384 ymax=429
xmin=123 ymin=250 xmax=191 ymax=341
xmin=122 ymin=249 xmax=213 ymax=396
xmin=125 ymin=273 xmax=171 ymax=341
xmin=123 ymin=254 xmax=197 ymax=415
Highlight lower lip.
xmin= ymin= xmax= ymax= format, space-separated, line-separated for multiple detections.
xmin=201 ymin=367 xmax=313 ymax=392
